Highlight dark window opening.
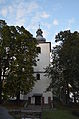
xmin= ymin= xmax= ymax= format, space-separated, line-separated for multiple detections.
xmin=37 ymin=59 xmax=40 ymax=61
xmin=28 ymin=97 xmax=31 ymax=104
xmin=37 ymin=47 xmax=41 ymax=53
xmin=48 ymin=97 xmax=51 ymax=104
xmin=35 ymin=96 xmax=41 ymax=105
xmin=37 ymin=74 xmax=40 ymax=80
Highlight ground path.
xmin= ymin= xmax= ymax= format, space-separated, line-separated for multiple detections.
xmin=0 ymin=105 xmax=14 ymax=119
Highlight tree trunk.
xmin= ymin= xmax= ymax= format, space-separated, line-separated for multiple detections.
xmin=16 ymin=91 xmax=20 ymax=101
xmin=0 ymin=68 xmax=2 ymax=103
xmin=65 ymin=81 xmax=70 ymax=104
xmin=0 ymin=80 xmax=2 ymax=103
xmin=73 ymin=92 xmax=77 ymax=104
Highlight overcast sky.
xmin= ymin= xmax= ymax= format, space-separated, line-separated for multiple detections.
xmin=0 ymin=0 xmax=79 ymax=47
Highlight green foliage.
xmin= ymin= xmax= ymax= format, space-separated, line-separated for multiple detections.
xmin=45 ymin=47 xmax=63 ymax=96
xmin=0 ymin=20 xmax=8 ymax=102
xmin=56 ymin=31 xmax=79 ymax=91
xmin=46 ymin=30 xmax=79 ymax=103
xmin=0 ymin=20 xmax=37 ymax=100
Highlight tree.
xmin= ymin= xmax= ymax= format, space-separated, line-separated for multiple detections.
xmin=45 ymin=46 xmax=62 ymax=95
xmin=46 ymin=30 xmax=79 ymax=104
xmin=0 ymin=20 xmax=7 ymax=102
xmin=56 ymin=30 xmax=79 ymax=104
xmin=0 ymin=20 xmax=38 ymax=101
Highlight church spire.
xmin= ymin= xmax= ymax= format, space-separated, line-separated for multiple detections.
xmin=36 ymin=23 xmax=43 ymax=37
xmin=36 ymin=27 xmax=43 ymax=37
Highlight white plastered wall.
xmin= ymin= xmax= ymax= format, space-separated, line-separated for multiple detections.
xmin=22 ymin=42 xmax=53 ymax=104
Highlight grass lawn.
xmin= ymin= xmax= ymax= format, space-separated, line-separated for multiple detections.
xmin=42 ymin=109 xmax=79 ymax=119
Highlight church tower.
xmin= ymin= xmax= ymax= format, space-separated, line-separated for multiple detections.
xmin=23 ymin=27 xmax=53 ymax=107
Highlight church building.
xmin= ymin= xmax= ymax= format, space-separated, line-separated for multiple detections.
xmin=23 ymin=27 xmax=53 ymax=106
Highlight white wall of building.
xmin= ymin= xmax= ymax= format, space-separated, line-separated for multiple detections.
xmin=23 ymin=42 xmax=52 ymax=105
xmin=34 ymin=43 xmax=51 ymax=72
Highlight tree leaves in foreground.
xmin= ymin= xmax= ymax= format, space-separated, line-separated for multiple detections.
xmin=46 ymin=30 xmax=79 ymax=104
xmin=0 ymin=20 xmax=8 ymax=102
xmin=0 ymin=20 xmax=37 ymax=101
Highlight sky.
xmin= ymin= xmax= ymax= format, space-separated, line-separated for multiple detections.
xmin=0 ymin=0 xmax=79 ymax=47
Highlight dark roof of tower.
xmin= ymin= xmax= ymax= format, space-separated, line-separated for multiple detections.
xmin=36 ymin=27 xmax=46 ymax=43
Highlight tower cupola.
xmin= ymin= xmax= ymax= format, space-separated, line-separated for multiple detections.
xmin=36 ymin=26 xmax=46 ymax=43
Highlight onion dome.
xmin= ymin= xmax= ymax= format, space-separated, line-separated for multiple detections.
xmin=36 ymin=26 xmax=46 ymax=43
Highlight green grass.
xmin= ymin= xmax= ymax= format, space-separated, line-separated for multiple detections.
xmin=42 ymin=109 xmax=79 ymax=119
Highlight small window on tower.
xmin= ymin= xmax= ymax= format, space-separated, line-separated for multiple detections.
xmin=37 ymin=73 xmax=40 ymax=80
xmin=37 ymin=59 xmax=40 ymax=61
xmin=37 ymin=47 xmax=41 ymax=53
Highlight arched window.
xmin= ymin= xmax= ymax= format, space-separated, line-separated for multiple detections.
xmin=37 ymin=47 xmax=41 ymax=53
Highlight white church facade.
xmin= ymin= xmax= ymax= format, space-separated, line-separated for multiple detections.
xmin=23 ymin=27 xmax=53 ymax=106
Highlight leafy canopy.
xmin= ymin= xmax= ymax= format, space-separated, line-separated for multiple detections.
xmin=46 ymin=30 xmax=79 ymax=102
xmin=0 ymin=23 xmax=38 ymax=99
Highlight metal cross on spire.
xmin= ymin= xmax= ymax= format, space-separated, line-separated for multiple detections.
xmin=39 ymin=22 xmax=41 ymax=29
xmin=39 ymin=24 xmax=40 ymax=29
